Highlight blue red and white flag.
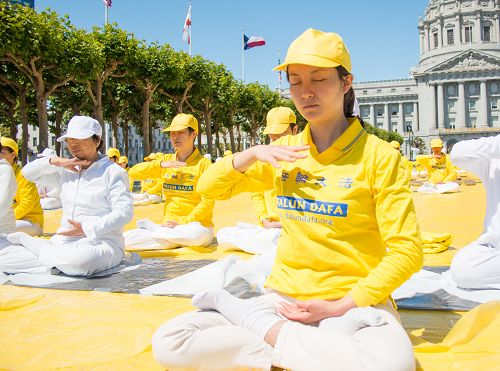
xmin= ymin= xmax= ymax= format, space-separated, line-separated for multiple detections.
xmin=182 ymin=5 xmax=192 ymax=45
xmin=102 ymin=0 xmax=112 ymax=7
xmin=243 ymin=34 xmax=266 ymax=50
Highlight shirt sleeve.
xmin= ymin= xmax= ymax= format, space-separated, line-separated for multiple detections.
xmin=128 ymin=160 xmax=163 ymax=181
xmin=81 ymin=168 xmax=134 ymax=241
xmin=21 ymin=156 xmax=61 ymax=184
xmin=349 ymin=150 xmax=423 ymax=307
xmin=197 ymin=155 xmax=274 ymax=200
xmin=251 ymin=192 xmax=269 ymax=224
xmin=450 ymin=134 xmax=500 ymax=179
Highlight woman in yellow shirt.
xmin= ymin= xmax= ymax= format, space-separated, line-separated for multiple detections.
xmin=124 ymin=114 xmax=214 ymax=250
xmin=152 ymin=29 xmax=422 ymax=371
xmin=0 ymin=137 xmax=43 ymax=236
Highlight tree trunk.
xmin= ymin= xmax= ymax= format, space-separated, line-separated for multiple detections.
xmin=35 ymin=82 xmax=49 ymax=152
xmin=123 ymin=120 xmax=129 ymax=158
xmin=236 ymin=123 xmax=242 ymax=152
xmin=228 ymin=125 xmax=236 ymax=153
xmin=111 ymin=111 xmax=119 ymax=149
xmin=197 ymin=127 xmax=202 ymax=152
xmin=19 ymin=90 xmax=29 ymax=165
xmin=54 ymin=110 xmax=63 ymax=156
xmin=214 ymin=120 xmax=221 ymax=157
xmin=203 ymin=98 xmax=214 ymax=157
xmin=9 ymin=117 xmax=17 ymax=142
xmin=141 ymin=88 xmax=153 ymax=155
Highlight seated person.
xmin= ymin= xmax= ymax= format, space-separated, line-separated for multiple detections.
xmin=0 ymin=137 xmax=44 ymax=236
xmin=0 ymin=116 xmax=133 ymax=276
xmin=107 ymin=147 xmax=120 ymax=163
xmin=35 ymin=148 xmax=62 ymax=210
xmin=389 ymin=140 xmax=412 ymax=184
xmin=449 ymin=134 xmax=500 ymax=289
xmin=217 ymin=107 xmax=298 ymax=255
xmin=124 ymin=113 xmax=214 ymax=250
xmin=130 ymin=153 xmax=163 ymax=205
xmin=0 ymin=140 xmax=17 ymax=235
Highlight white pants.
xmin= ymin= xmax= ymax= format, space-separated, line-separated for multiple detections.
xmin=217 ymin=223 xmax=281 ymax=255
xmin=133 ymin=193 xmax=162 ymax=206
xmin=40 ymin=197 xmax=62 ymax=210
xmin=0 ymin=234 xmax=124 ymax=276
xmin=450 ymin=239 xmax=500 ymax=289
xmin=124 ymin=222 xmax=214 ymax=250
xmin=152 ymin=294 xmax=415 ymax=371
xmin=15 ymin=220 xmax=43 ymax=236
xmin=417 ymin=181 xmax=459 ymax=194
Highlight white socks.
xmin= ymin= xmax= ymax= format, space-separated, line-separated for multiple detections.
xmin=192 ymin=289 xmax=282 ymax=339
xmin=136 ymin=218 xmax=160 ymax=232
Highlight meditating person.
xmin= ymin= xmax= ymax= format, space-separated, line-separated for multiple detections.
xmin=151 ymin=29 xmax=422 ymax=371
xmin=130 ymin=153 xmax=163 ymax=205
xmin=0 ymin=116 xmax=133 ymax=276
xmin=449 ymin=134 xmax=500 ymax=289
xmin=0 ymin=140 xmax=17 ymax=235
xmin=217 ymin=106 xmax=298 ymax=255
xmin=0 ymin=137 xmax=43 ymax=236
xmin=124 ymin=113 xmax=214 ymax=250
xmin=34 ymin=148 xmax=62 ymax=210
xmin=107 ymin=147 xmax=120 ymax=163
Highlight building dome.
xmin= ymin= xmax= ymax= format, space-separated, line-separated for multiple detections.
xmin=417 ymin=0 xmax=500 ymax=70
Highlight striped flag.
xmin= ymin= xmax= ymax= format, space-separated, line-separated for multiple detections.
xmin=102 ymin=0 xmax=112 ymax=7
xmin=243 ymin=34 xmax=266 ymax=50
xmin=182 ymin=5 xmax=192 ymax=45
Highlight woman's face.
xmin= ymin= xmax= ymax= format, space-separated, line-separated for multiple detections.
xmin=66 ymin=137 xmax=99 ymax=160
xmin=170 ymin=128 xmax=196 ymax=152
xmin=288 ymin=65 xmax=352 ymax=125
xmin=0 ymin=147 xmax=16 ymax=166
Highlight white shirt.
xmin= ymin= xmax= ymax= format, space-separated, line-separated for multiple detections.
xmin=0 ymin=159 xmax=17 ymax=234
xmin=22 ymin=155 xmax=133 ymax=249
xmin=451 ymin=134 xmax=500 ymax=245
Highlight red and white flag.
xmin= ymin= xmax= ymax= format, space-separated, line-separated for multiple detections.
xmin=102 ymin=0 xmax=112 ymax=7
xmin=182 ymin=5 xmax=192 ymax=45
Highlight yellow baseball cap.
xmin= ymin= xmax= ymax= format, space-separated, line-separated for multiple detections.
xmin=430 ymin=138 xmax=443 ymax=148
xmin=1 ymin=137 xmax=18 ymax=156
xmin=274 ymin=29 xmax=351 ymax=73
xmin=107 ymin=147 xmax=120 ymax=158
xmin=389 ymin=141 xmax=401 ymax=150
xmin=144 ymin=153 xmax=158 ymax=161
xmin=118 ymin=155 xmax=128 ymax=164
xmin=263 ymin=107 xmax=297 ymax=135
xmin=163 ymin=113 xmax=199 ymax=134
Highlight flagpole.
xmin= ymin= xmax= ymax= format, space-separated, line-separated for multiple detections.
xmin=189 ymin=1 xmax=192 ymax=56
xmin=105 ymin=3 xmax=108 ymax=25
xmin=241 ymin=27 xmax=245 ymax=83
xmin=278 ymin=48 xmax=282 ymax=93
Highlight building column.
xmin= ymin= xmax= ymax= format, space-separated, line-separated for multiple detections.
xmin=455 ymin=15 xmax=462 ymax=44
xmin=425 ymin=25 xmax=430 ymax=51
xmin=437 ymin=83 xmax=445 ymax=129
xmin=479 ymin=80 xmax=489 ymax=127
xmin=457 ymin=81 xmax=467 ymax=128
xmin=413 ymin=101 xmax=419 ymax=132
xmin=419 ymin=31 xmax=425 ymax=53
xmin=384 ymin=104 xmax=390 ymax=131
xmin=398 ymin=103 xmax=405 ymax=133
xmin=438 ymin=18 xmax=443 ymax=48
xmin=495 ymin=14 xmax=500 ymax=43
xmin=475 ymin=15 xmax=481 ymax=43
xmin=370 ymin=104 xmax=376 ymax=126
xmin=429 ymin=83 xmax=437 ymax=129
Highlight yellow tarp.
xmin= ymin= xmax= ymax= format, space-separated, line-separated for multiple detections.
xmin=1 ymin=185 xmax=498 ymax=370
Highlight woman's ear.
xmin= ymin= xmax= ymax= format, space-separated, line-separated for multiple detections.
xmin=343 ymin=74 xmax=353 ymax=94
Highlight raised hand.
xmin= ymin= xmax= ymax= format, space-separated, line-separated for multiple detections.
xmin=50 ymin=157 xmax=91 ymax=172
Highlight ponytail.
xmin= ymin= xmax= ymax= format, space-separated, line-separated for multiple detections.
xmin=335 ymin=66 xmax=365 ymax=128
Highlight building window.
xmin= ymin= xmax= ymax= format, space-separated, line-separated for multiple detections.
xmin=376 ymin=89 xmax=382 ymax=93
xmin=468 ymin=100 xmax=477 ymax=111
xmin=447 ymin=29 xmax=454 ymax=45
xmin=470 ymin=117 xmax=477 ymax=128
xmin=405 ymin=87 xmax=411 ymax=92
xmin=465 ymin=26 xmax=473 ymax=43
xmin=363 ymin=90 xmax=367 ymax=95
xmin=433 ymin=32 xmax=438 ymax=48
xmin=33 ymin=137 xmax=37 ymax=147
xmin=376 ymin=108 xmax=383 ymax=117
xmin=491 ymin=99 xmax=498 ymax=110
xmin=391 ymin=88 xmax=396 ymax=93
xmin=404 ymin=104 xmax=413 ymax=115
xmin=448 ymin=100 xmax=457 ymax=112
xmin=51 ymin=137 xmax=55 ymax=146
xmin=483 ymin=25 xmax=491 ymax=42
xmin=391 ymin=107 xmax=398 ymax=116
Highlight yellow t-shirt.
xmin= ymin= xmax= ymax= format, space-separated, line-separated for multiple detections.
xmin=251 ymin=188 xmax=280 ymax=224
xmin=416 ymin=153 xmax=458 ymax=183
xmin=12 ymin=163 xmax=44 ymax=229
xmin=198 ymin=118 xmax=423 ymax=307
xmin=129 ymin=148 xmax=214 ymax=227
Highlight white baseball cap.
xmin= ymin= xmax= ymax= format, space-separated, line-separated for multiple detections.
xmin=57 ymin=116 xmax=102 ymax=142
xmin=37 ymin=148 xmax=57 ymax=157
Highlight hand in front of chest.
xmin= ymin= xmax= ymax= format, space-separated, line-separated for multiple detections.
xmin=233 ymin=144 xmax=309 ymax=171
xmin=262 ymin=219 xmax=282 ymax=229
xmin=49 ymin=157 xmax=91 ymax=172
xmin=58 ymin=219 xmax=86 ymax=237
xmin=277 ymin=295 xmax=357 ymax=323
xmin=161 ymin=161 xmax=186 ymax=169
xmin=161 ymin=220 xmax=178 ymax=228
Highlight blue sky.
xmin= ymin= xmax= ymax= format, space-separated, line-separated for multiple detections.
xmin=35 ymin=0 xmax=428 ymax=89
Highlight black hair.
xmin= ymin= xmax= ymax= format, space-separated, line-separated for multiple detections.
xmin=91 ymin=134 xmax=104 ymax=152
